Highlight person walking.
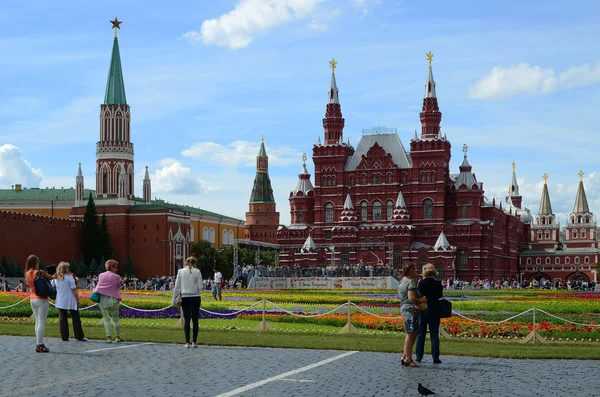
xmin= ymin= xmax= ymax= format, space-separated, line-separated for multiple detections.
xmin=93 ymin=260 xmax=123 ymax=343
xmin=173 ymin=257 xmax=203 ymax=348
xmin=415 ymin=263 xmax=443 ymax=364
xmin=24 ymin=255 xmax=53 ymax=353
xmin=398 ymin=262 xmax=427 ymax=367
xmin=52 ymin=262 xmax=86 ymax=342
xmin=212 ymin=267 xmax=223 ymax=301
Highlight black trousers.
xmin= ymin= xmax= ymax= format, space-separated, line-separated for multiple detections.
xmin=57 ymin=308 xmax=85 ymax=341
xmin=181 ymin=296 xmax=201 ymax=343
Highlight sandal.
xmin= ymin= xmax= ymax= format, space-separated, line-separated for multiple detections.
xmin=405 ymin=359 xmax=420 ymax=367
xmin=401 ymin=358 xmax=407 ymax=366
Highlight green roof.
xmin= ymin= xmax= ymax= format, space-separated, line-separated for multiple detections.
xmin=249 ymin=172 xmax=275 ymax=203
xmin=104 ymin=37 xmax=127 ymax=105
xmin=0 ymin=188 xmax=243 ymax=222
xmin=0 ymin=188 xmax=95 ymax=201
xmin=258 ymin=140 xmax=267 ymax=157
xmin=129 ymin=201 xmax=243 ymax=222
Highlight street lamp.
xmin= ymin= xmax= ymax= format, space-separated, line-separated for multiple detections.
xmin=213 ymin=248 xmax=224 ymax=266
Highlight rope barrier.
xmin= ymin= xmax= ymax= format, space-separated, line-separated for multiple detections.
xmin=47 ymin=301 xmax=98 ymax=311
xmin=536 ymin=309 xmax=600 ymax=328
xmin=199 ymin=301 xmax=263 ymax=316
xmin=0 ymin=297 xmax=30 ymax=309
xmin=349 ymin=302 xmax=403 ymax=320
xmin=451 ymin=308 xmax=534 ymax=324
xmin=266 ymin=300 xmax=347 ymax=318
xmin=119 ymin=302 xmax=173 ymax=312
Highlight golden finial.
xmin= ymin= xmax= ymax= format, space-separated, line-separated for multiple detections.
xmin=261 ymin=135 xmax=264 ymax=142
xmin=329 ymin=58 xmax=337 ymax=73
xmin=542 ymin=173 xmax=548 ymax=184
xmin=426 ymin=52 xmax=434 ymax=66
xmin=462 ymin=143 xmax=468 ymax=156
xmin=110 ymin=17 xmax=122 ymax=37
xmin=512 ymin=161 xmax=516 ymax=171
xmin=301 ymin=153 xmax=307 ymax=165
xmin=578 ymin=170 xmax=584 ymax=181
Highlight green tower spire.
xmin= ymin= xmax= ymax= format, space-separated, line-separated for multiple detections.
xmin=104 ymin=34 xmax=127 ymax=105
xmin=249 ymin=137 xmax=275 ymax=203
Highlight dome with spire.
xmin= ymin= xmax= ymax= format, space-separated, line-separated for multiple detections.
xmin=339 ymin=194 xmax=358 ymax=223
xmin=453 ymin=144 xmax=482 ymax=191
xmin=391 ymin=191 xmax=410 ymax=222
xmin=291 ymin=155 xmax=314 ymax=197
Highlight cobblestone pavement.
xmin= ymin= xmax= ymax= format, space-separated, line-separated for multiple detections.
xmin=3 ymin=335 xmax=598 ymax=397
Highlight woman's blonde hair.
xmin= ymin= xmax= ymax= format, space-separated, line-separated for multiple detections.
xmin=422 ymin=263 xmax=438 ymax=278
xmin=402 ymin=262 xmax=417 ymax=277
xmin=186 ymin=257 xmax=198 ymax=273
xmin=105 ymin=259 xmax=119 ymax=272
xmin=56 ymin=261 xmax=71 ymax=280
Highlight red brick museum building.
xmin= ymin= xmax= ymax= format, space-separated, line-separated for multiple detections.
xmin=249 ymin=57 xmax=599 ymax=283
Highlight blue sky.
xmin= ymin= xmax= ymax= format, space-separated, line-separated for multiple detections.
xmin=0 ymin=0 xmax=599 ymax=225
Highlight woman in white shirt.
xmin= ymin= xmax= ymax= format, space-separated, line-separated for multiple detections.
xmin=173 ymin=257 xmax=203 ymax=348
xmin=52 ymin=262 xmax=86 ymax=342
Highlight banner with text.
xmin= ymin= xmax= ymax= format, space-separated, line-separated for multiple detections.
xmin=250 ymin=276 xmax=398 ymax=290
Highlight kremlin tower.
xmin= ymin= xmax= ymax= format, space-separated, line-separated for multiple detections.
xmin=244 ymin=137 xmax=280 ymax=244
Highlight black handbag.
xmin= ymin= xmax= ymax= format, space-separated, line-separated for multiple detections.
xmin=439 ymin=298 xmax=452 ymax=318
xmin=34 ymin=271 xmax=56 ymax=299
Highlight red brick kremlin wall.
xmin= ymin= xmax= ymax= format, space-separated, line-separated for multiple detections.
xmin=0 ymin=211 xmax=82 ymax=269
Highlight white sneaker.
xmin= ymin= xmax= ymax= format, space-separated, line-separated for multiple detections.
xmin=184 ymin=343 xmax=190 ymax=348
xmin=191 ymin=343 xmax=197 ymax=348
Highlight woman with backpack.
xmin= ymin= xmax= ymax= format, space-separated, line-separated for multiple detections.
xmin=24 ymin=255 xmax=54 ymax=353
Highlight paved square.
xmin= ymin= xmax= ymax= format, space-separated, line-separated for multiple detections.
xmin=2 ymin=335 xmax=597 ymax=397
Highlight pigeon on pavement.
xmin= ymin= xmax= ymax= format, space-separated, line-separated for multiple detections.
xmin=418 ymin=383 xmax=436 ymax=396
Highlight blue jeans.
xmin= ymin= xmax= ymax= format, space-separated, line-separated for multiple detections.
xmin=415 ymin=311 xmax=440 ymax=361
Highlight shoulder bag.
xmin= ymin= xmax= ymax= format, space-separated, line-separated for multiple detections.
xmin=90 ymin=291 xmax=101 ymax=303
xmin=439 ymin=298 xmax=452 ymax=318
xmin=34 ymin=271 xmax=57 ymax=299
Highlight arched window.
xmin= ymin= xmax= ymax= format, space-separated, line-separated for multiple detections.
xmin=565 ymin=257 xmax=570 ymax=265
xmin=578 ymin=216 xmax=582 ymax=223
xmin=421 ymin=173 xmax=426 ymax=183
xmin=298 ymin=209 xmax=304 ymax=223
xmin=423 ymin=199 xmax=433 ymax=219
xmin=545 ymin=257 xmax=550 ymax=265
xmin=387 ymin=173 xmax=392 ymax=184
xmin=332 ymin=176 xmax=337 ymax=186
xmin=537 ymin=231 xmax=543 ymax=240
xmin=387 ymin=201 xmax=394 ymax=221
xmin=545 ymin=230 xmax=550 ymax=240
xmin=349 ymin=175 xmax=355 ymax=186
xmin=402 ymin=173 xmax=407 ymax=184
xmin=573 ymin=230 xmax=578 ymax=238
xmin=102 ymin=170 xmax=108 ymax=194
xmin=459 ymin=251 xmax=468 ymax=269
xmin=431 ymin=172 xmax=436 ymax=182
xmin=584 ymin=256 xmax=590 ymax=264
xmin=202 ymin=227 xmax=208 ymax=241
xmin=581 ymin=229 xmax=586 ymax=238
xmin=373 ymin=202 xmax=382 ymax=221
xmin=574 ymin=256 xmax=580 ymax=264
xmin=461 ymin=204 xmax=467 ymax=219
xmin=209 ymin=228 xmax=215 ymax=244
xmin=222 ymin=229 xmax=229 ymax=245
xmin=527 ymin=257 xmax=532 ymax=265
xmin=361 ymin=174 xmax=367 ymax=185
xmin=394 ymin=249 xmax=403 ymax=268
xmin=361 ymin=202 xmax=368 ymax=221
xmin=325 ymin=203 xmax=334 ymax=223
xmin=536 ymin=258 xmax=541 ymax=265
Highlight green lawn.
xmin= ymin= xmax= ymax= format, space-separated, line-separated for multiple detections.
xmin=2 ymin=322 xmax=600 ymax=360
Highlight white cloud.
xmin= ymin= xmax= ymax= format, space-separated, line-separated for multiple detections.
xmin=151 ymin=160 xmax=219 ymax=195
xmin=181 ymin=140 xmax=302 ymax=167
xmin=182 ymin=0 xmax=325 ymax=50
xmin=351 ymin=0 xmax=381 ymax=16
xmin=308 ymin=20 xmax=328 ymax=31
xmin=469 ymin=62 xmax=600 ymax=100
xmin=0 ymin=144 xmax=43 ymax=188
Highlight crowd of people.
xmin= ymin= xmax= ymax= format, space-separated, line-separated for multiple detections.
xmin=444 ymin=277 xmax=596 ymax=291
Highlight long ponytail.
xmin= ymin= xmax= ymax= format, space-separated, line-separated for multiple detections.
xmin=186 ymin=256 xmax=197 ymax=274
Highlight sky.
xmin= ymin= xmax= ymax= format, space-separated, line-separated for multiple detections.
xmin=0 ymin=0 xmax=599 ymax=225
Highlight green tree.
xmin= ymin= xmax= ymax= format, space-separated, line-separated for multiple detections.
xmin=260 ymin=251 xmax=276 ymax=266
xmin=15 ymin=261 xmax=24 ymax=277
xmin=77 ymin=253 xmax=88 ymax=276
xmin=7 ymin=256 xmax=17 ymax=277
xmin=89 ymin=258 xmax=99 ymax=275
xmin=82 ymin=193 xmax=99 ymax=265
xmin=124 ymin=256 xmax=136 ymax=276
xmin=191 ymin=240 xmax=216 ymax=278
xmin=98 ymin=213 xmax=113 ymax=263
xmin=0 ymin=255 xmax=7 ymax=275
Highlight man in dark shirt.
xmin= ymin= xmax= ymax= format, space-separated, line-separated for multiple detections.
xmin=415 ymin=263 xmax=443 ymax=364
